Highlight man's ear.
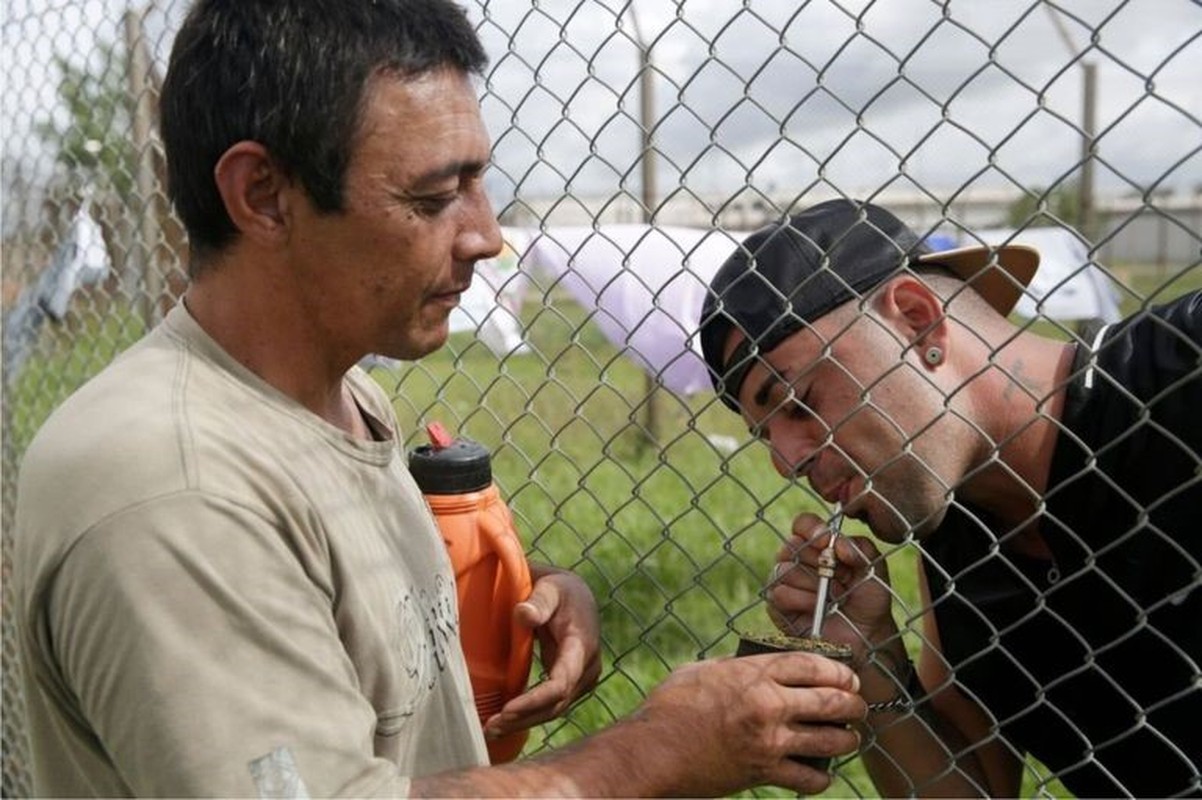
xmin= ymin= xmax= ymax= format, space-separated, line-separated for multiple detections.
xmin=878 ymin=275 xmax=949 ymax=369
xmin=213 ymin=141 xmax=289 ymax=245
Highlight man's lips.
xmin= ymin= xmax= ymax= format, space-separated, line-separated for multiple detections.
xmin=432 ymin=284 xmax=471 ymax=304
xmin=817 ymin=479 xmax=851 ymax=507
xmin=834 ymin=480 xmax=872 ymax=521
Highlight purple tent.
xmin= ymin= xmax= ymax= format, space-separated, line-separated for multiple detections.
xmin=517 ymin=225 xmax=746 ymax=396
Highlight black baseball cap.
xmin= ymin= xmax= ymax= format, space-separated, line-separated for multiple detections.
xmin=699 ymin=198 xmax=1039 ymax=411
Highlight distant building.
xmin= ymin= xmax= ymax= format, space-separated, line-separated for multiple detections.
xmin=499 ymin=186 xmax=1202 ymax=267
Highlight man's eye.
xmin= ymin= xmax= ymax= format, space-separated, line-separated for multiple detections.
xmin=412 ymin=194 xmax=456 ymax=216
xmin=785 ymin=393 xmax=812 ymax=420
xmin=771 ymin=387 xmax=811 ymax=420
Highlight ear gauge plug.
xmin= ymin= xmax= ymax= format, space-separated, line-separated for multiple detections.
xmin=924 ymin=346 xmax=943 ymax=366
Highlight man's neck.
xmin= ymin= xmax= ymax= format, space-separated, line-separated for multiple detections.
xmin=183 ymin=256 xmax=366 ymax=436
xmin=957 ymin=333 xmax=1078 ymax=554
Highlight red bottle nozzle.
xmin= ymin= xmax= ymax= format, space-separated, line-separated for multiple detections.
xmin=426 ymin=420 xmax=455 ymax=450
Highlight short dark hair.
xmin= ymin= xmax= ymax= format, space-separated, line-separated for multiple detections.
xmin=160 ymin=0 xmax=489 ymax=268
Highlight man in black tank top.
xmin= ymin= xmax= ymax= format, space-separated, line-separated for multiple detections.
xmin=700 ymin=198 xmax=1200 ymax=797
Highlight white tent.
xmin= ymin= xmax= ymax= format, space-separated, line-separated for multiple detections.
xmin=447 ymin=229 xmax=533 ymax=357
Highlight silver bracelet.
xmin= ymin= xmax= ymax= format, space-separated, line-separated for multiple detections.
xmin=867 ymin=693 xmax=914 ymax=713
xmin=866 ymin=657 xmax=923 ymax=714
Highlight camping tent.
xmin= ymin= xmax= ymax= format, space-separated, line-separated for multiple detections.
xmin=518 ymin=225 xmax=745 ymax=396
xmin=447 ymin=229 xmax=532 ymax=357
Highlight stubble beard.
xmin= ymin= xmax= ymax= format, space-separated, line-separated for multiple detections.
xmin=862 ymin=459 xmax=953 ymax=543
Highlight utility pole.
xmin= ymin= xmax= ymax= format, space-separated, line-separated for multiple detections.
xmin=124 ymin=4 xmax=164 ymax=331
xmin=626 ymin=6 xmax=662 ymax=448
xmin=1046 ymin=6 xmax=1098 ymax=242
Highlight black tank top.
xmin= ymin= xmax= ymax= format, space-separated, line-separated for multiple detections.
xmin=922 ymin=291 xmax=1201 ymax=797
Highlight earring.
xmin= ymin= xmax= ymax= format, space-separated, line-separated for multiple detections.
xmin=924 ymin=346 xmax=943 ymax=366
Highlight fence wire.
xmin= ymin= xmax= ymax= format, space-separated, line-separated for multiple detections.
xmin=2 ymin=1 xmax=1200 ymax=797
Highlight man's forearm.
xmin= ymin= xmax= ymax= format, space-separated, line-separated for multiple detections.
xmin=855 ymin=656 xmax=991 ymax=797
xmin=410 ymin=714 xmax=676 ymax=798
xmin=859 ymin=707 xmax=989 ymax=797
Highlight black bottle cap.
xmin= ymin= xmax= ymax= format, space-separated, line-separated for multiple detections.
xmin=407 ymin=422 xmax=492 ymax=494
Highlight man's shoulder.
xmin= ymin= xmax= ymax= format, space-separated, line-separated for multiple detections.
xmin=24 ymin=332 xmax=179 ymax=456
xmin=14 ymin=319 xmax=282 ymax=541
xmin=21 ymin=308 xmax=300 ymax=474
xmin=12 ymin=333 xmax=195 ymax=599
xmin=345 ymin=364 xmax=400 ymax=430
xmin=1084 ymin=289 xmax=1202 ymax=425
xmin=1109 ymin=288 xmax=1202 ymax=363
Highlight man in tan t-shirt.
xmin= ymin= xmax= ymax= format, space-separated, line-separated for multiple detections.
xmin=13 ymin=1 xmax=867 ymax=796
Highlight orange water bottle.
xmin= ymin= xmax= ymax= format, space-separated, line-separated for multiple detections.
xmin=408 ymin=421 xmax=535 ymax=763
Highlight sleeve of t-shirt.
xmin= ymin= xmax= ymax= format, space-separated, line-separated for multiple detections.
xmin=48 ymin=491 xmax=412 ymax=798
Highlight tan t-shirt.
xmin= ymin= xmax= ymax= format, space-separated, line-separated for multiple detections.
xmin=14 ymin=303 xmax=488 ymax=797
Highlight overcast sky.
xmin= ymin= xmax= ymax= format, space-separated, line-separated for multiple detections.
xmin=469 ymin=0 xmax=1201 ymax=204
xmin=3 ymin=0 xmax=1200 ymax=224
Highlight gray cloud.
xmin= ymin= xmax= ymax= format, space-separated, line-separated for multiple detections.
xmin=5 ymin=0 xmax=1198 ymax=230
xmin=473 ymin=0 xmax=1202 ymax=203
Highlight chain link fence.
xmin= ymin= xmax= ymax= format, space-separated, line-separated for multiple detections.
xmin=3 ymin=1 xmax=1199 ymax=796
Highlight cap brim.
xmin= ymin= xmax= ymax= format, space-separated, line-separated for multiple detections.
xmin=917 ymin=244 xmax=1040 ymax=316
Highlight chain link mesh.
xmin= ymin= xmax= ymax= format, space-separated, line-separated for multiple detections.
xmin=3 ymin=1 xmax=1199 ymax=797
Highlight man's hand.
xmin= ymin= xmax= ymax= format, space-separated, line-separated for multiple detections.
xmin=766 ymin=512 xmax=898 ymax=657
xmin=483 ymin=563 xmax=601 ymax=739
xmin=625 ymin=652 xmax=867 ymax=796
xmin=417 ymin=651 xmax=868 ymax=798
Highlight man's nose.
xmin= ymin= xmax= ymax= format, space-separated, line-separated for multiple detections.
xmin=769 ymin=434 xmax=819 ymax=480
xmin=457 ymin=187 xmax=503 ymax=263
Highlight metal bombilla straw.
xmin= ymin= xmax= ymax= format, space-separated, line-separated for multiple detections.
xmin=810 ymin=503 xmax=843 ymax=639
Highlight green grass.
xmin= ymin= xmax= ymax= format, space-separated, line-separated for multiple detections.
xmin=6 ymin=261 xmax=1197 ymax=797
